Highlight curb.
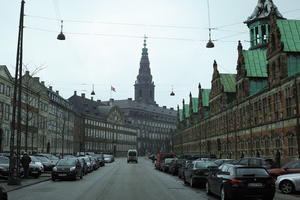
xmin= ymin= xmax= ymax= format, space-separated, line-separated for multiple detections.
xmin=6 ymin=177 xmax=51 ymax=192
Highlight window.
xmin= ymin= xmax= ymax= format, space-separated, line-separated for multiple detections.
xmin=5 ymin=86 xmax=10 ymax=97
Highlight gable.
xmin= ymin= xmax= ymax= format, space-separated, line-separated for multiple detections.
xmin=220 ymin=74 xmax=236 ymax=93
xmin=0 ymin=65 xmax=13 ymax=81
xmin=243 ymin=50 xmax=268 ymax=77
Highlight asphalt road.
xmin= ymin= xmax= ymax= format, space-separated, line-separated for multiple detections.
xmin=8 ymin=158 xmax=300 ymax=200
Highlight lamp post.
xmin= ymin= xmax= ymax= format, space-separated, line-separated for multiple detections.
xmin=8 ymin=0 xmax=65 ymax=185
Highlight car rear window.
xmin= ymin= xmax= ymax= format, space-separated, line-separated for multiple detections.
xmin=195 ymin=161 xmax=217 ymax=169
xmin=57 ymin=159 xmax=76 ymax=166
xmin=236 ymin=168 xmax=269 ymax=176
xmin=129 ymin=152 xmax=136 ymax=156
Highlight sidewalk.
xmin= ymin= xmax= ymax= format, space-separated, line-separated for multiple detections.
xmin=0 ymin=173 xmax=51 ymax=192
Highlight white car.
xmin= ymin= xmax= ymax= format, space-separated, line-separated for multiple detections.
xmin=276 ymin=173 xmax=300 ymax=194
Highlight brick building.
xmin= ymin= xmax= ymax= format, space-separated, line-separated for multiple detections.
xmin=174 ymin=1 xmax=300 ymax=165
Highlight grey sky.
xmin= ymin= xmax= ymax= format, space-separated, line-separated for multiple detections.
xmin=1 ymin=0 xmax=299 ymax=109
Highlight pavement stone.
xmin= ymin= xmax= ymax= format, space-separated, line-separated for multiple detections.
xmin=0 ymin=173 xmax=51 ymax=192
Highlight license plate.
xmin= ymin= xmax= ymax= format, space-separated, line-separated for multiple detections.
xmin=58 ymin=174 xmax=67 ymax=176
xmin=248 ymin=183 xmax=263 ymax=188
xmin=31 ymin=171 xmax=38 ymax=174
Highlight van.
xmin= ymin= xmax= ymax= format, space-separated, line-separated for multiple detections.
xmin=127 ymin=149 xmax=138 ymax=163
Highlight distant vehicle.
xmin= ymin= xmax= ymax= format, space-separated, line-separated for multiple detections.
xmin=183 ymin=160 xmax=217 ymax=187
xmin=235 ymin=157 xmax=275 ymax=169
xmin=206 ymin=164 xmax=275 ymax=200
xmin=52 ymin=158 xmax=83 ymax=181
xmin=28 ymin=156 xmax=44 ymax=178
xmin=0 ymin=156 xmax=10 ymax=177
xmin=36 ymin=153 xmax=59 ymax=165
xmin=127 ymin=149 xmax=138 ymax=163
xmin=155 ymin=152 xmax=176 ymax=170
xmin=104 ymin=154 xmax=114 ymax=163
xmin=161 ymin=158 xmax=177 ymax=173
xmin=78 ymin=156 xmax=93 ymax=172
xmin=268 ymin=160 xmax=300 ymax=178
xmin=276 ymin=173 xmax=300 ymax=194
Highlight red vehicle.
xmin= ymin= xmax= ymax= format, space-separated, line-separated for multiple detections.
xmin=155 ymin=152 xmax=176 ymax=170
xmin=268 ymin=160 xmax=300 ymax=178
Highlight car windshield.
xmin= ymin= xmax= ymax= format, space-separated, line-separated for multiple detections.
xmin=129 ymin=152 xmax=136 ymax=156
xmin=30 ymin=156 xmax=39 ymax=162
xmin=195 ymin=161 xmax=217 ymax=169
xmin=236 ymin=168 xmax=269 ymax=176
xmin=0 ymin=156 xmax=9 ymax=164
xmin=165 ymin=159 xmax=174 ymax=164
xmin=57 ymin=159 xmax=76 ymax=166
xmin=36 ymin=156 xmax=50 ymax=162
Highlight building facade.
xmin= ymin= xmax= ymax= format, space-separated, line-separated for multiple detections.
xmin=174 ymin=1 xmax=300 ymax=165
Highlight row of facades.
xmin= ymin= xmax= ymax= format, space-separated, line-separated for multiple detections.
xmin=173 ymin=3 xmax=300 ymax=165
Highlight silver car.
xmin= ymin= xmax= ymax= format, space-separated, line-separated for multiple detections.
xmin=276 ymin=173 xmax=300 ymax=194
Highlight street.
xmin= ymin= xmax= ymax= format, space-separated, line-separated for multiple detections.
xmin=8 ymin=158 xmax=300 ymax=200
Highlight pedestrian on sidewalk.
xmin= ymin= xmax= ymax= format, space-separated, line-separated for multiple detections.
xmin=21 ymin=152 xmax=31 ymax=179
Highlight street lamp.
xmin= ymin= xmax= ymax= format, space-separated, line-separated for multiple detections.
xmin=8 ymin=0 xmax=65 ymax=185
xmin=57 ymin=20 xmax=66 ymax=40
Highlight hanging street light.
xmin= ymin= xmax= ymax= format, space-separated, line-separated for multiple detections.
xmin=206 ymin=0 xmax=215 ymax=48
xmin=170 ymin=85 xmax=175 ymax=96
xmin=57 ymin=20 xmax=66 ymax=40
xmin=91 ymin=84 xmax=95 ymax=96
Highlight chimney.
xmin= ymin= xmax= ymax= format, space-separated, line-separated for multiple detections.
xmin=74 ymin=91 xmax=77 ymax=96
xmin=91 ymin=97 xmax=93 ymax=101
xmin=97 ymin=100 xmax=102 ymax=103
xmin=56 ymin=90 xmax=59 ymax=95
xmin=25 ymin=71 xmax=30 ymax=76
xmin=81 ymin=93 xmax=85 ymax=98
xmin=163 ymin=106 xmax=167 ymax=109
xmin=170 ymin=107 xmax=174 ymax=110
xmin=110 ymin=98 xmax=114 ymax=102
xmin=128 ymin=98 xmax=132 ymax=101
xmin=41 ymin=81 xmax=45 ymax=86
xmin=34 ymin=77 xmax=40 ymax=82
xmin=49 ymin=86 xmax=52 ymax=91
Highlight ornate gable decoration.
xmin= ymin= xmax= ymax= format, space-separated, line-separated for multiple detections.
xmin=246 ymin=0 xmax=283 ymax=23
xmin=267 ymin=10 xmax=284 ymax=58
xmin=236 ymin=41 xmax=246 ymax=80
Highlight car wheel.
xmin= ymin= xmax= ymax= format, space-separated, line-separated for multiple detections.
xmin=190 ymin=177 xmax=195 ymax=187
xmin=221 ymin=187 xmax=228 ymax=200
xmin=280 ymin=180 xmax=294 ymax=194
xmin=206 ymin=182 xmax=212 ymax=195
xmin=80 ymin=172 xmax=83 ymax=179
xmin=51 ymin=176 xmax=55 ymax=181
xmin=183 ymin=176 xmax=188 ymax=185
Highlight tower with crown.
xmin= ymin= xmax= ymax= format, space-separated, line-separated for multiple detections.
xmin=134 ymin=36 xmax=155 ymax=105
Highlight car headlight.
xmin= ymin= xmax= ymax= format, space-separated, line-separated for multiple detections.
xmin=53 ymin=167 xmax=57 ymax=171
xmin=70 ymin=167 xmax=76 ymax=171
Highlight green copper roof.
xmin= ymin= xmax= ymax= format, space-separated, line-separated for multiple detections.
xmin=277 ymin=19 xmax=300 ymax=52
xmin=192 ymin=98 xmax=198 ymax=113
xmin=220 ymin=74 xmax=236 ymax=93
xmin=201 ymin=89 xmax=211 ymax=107
xmin=184 ymin=104 xmax=190 ymax=118
xmin=243 ymin=50 xmax=268 ymax=77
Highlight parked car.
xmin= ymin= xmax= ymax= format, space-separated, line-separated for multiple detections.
xmin=52 ymin=158 xmax=83 ymax=181
xmin=206 ymin=164 xmax=276 ymax=200
xmin=90 ymin=156 xmax=99 ymax=170
xmin=276 ymin=173 xmax=300 ymax=194
xmin=78 ymin=156 xmax=92 ymax=172
xmin=34 ymin=156 xmax=54 ymax=171
xmin=169 ymin=159 xmax=186 ymax=175
xmin=268 ymin=160 xmax=300 ymax=178
xmin=183 ymin=160 xmax=217 ymax=187
xmin=161 ymin=158 xmax=177 ymax=173
xmin=29 ymin=156 xmax=44 ymax=178
xmin=0 ymin=186 xmax=7 ymax=200
xmin=77 ymin=157 xmax=88 ymax=175
xmin=155 ymin=152 xmax=176 ymax=170
xmin=178 ymin=159 xmax=191 ymax=179
xmin=0 ymin=156 xmax=10 ymax=177
xmin=214 ymin=159 xmax=236 ymax=166
xmin=36 ymin=153 xmax=59 ymax=166
xmin=235 ymin=157 xmax=275 ymax=169
xmin=104 ymin=154 xmax=114 ymax=163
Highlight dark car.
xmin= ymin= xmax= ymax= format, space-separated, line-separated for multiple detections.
xmin=178 ymin=159 xmax=192 ymax=179
xmin=79 ymin=156 xmax=93 ymax=172
xmin=96 ymin=154 xmax=105 ymax=167
xmin=34 ymin=156 xmax=54 ymax=171
xmin=268 ymin=160 xmax=300 ymax=178
xmin=36 ymin=153 xmax=59 ymax=166
xmin=161 ymin=158 xmax=177 ymax=173
xmin=206 ymin=164 xmax=276 ymax=200
xmin=52 ymin=158 xmax=83 ymax=181
xmin=183 ymin=160 xmax=217 ymax=187
xmin=169 ymin=159 xmax=186 ymax=175
xmin=235 ymin=157 xmax=275 ymax=169
xmin=0 ymin=156 xmax=10 ymax=177
xmin=77 ymin=157 xmax=88 ymax=175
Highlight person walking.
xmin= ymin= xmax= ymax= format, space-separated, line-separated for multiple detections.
xmin=21 ymin=152 xmax=31 ymax=179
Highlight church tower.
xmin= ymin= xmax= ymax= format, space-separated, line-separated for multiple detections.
xmin=134 ymin=36 xmax=155 ymax=104
xmin=245 ymin=0 xmax=284 ymax=50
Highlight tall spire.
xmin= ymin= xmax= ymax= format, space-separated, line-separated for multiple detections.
xmin=134 ymin=35 xmax=155 ymax=104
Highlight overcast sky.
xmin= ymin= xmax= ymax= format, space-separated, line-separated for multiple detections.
xmin=1 ymin=0 xmax=300 ymax=109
